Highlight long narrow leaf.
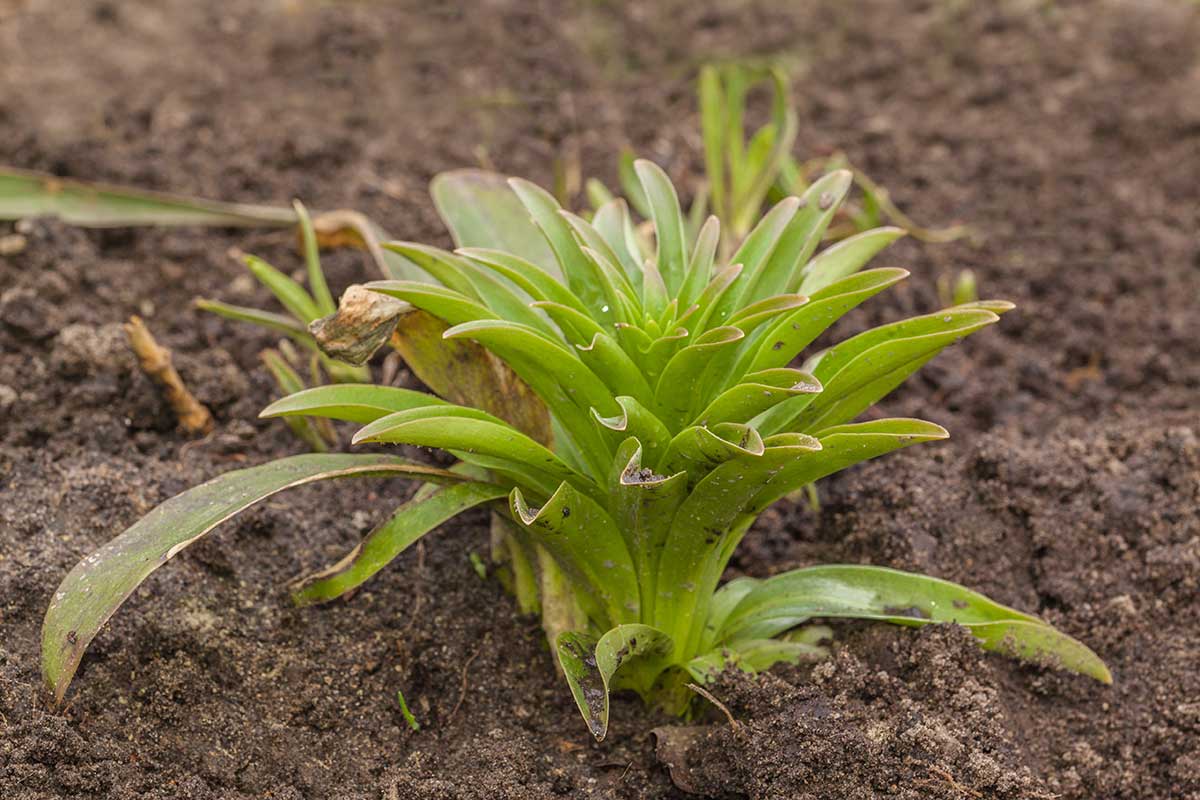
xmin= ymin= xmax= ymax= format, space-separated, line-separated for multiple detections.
xmin=0 ymin=166 xmax=295 ymax=227
xmin=291 ymin=482 xmax=508 ymax=604
xmin=42 ymin=453 xmax=465 ymax=704
xmin=716 ymin=565 xmax=1111 ymax=683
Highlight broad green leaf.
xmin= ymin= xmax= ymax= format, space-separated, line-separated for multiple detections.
xmin=617 ymin=149 xmax=652 ymax=219
xmin=260 ymin=350 xmax=332 ymax=452
xmin=457 ymin=247 xmax=589 ymax=314
xmin=747 ymin=268 xmax=910 ymax=373
xmin=559 ymin=211 xmax=641 ymax=309
xmin=749 ymin=419 xmax=949 ymax=511
xmin=443 ymin=319 xmax=619 ymax=417
xmin=780 ymin=308 xmax=1001 ymax=434
xmin=655 ymin=435 xmax=823 ymax=656
xmin=592 ymin=396 xmax=673 ymax=467
xmin=260 ymin=383 xmax=449 ymax=424
xmin=698 ymin=576 xmax=759 ymax=652
xmin=705 ymin=197 xmax=800 ymax=329
xmin=688 ymin=638 xmax=827 ymax=682
xmin=576 ymin=332 xmax=656 ymax=405
xmin=610 ymin=441 xmax=689 ymax=621
xmin=694 ymin=368 xmax=822 ymax=427
xmin=429 ymin=169 xmax=558 ymax=274
xmin=716 ymin=564 xmax=1111 ymax=684
xmin=365 ymin=280 xmax=496 ymax=327
xmin=382 ymin=242 xmax=482 ymax=298
xmin=386 ymin=242 xmax=556 ymax=335
xmin=509 ymin=178 xmax=620 ymax=326
xmin=653 ymin=326 xmax=745 ymax=426
xmin=659 ymin=423 xmax=764 ymax=489
xmin=685 ymin=262 xmax=743 ymax=336
xmin=354 ymin=407 xmax=582 ymax=498
xmin=591 ymin=199 xmax=644 ymax=285
xmin=797 ymin=226 xmax=906 ymax=296
xmin=679 ymin=215 xmax=721 ymax=310
xmin=634 ymin=160 xmax=688 ymax=296
xmin=557 ymin=624 xmax=674 ymax=740
xmin=0 ymin=166 xmax=296 ymax=227
xmin=292 ymin=481 xmax=508 ymax=604
xmin=741 ymin=170 xmax=854 ymax=304
xmin=42 ymin=453 xmax=465 ymax=705
xmin=387 ymin=308 xmax=552 ymax=445
xmin=512 ymin=484 xmax=639 ymax=627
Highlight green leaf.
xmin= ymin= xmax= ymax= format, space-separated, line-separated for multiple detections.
xmin=698 ymin=65 xmax=729 ymax=228
xmin=386 ymin=242 xmax=557 ymax=336
xmin=741 ymin=170 xmax=855 ymax=304
xmin=655 ymin=435 xmax=824 ymax=656
xmin=291 ymin=481 xmax=508 ymax=605
xmin=557 ymin=624 xmax=674 ymax=740
xmin=781 ymin=308 xmax=1002 ymax=434
xmin=511 ymin=484 xmax=639 ymax=627
xmin=260 ymin=383 xmax=449 ymax=424
xmin=653 ymin=326 xmax=745 ymax=427
xmin=704 ymin=197 xmax=799 ymax=329
xmin=633 ymin=160 xmax=688 ymax=296
xmin=747 ymin=267 xmax=910 ymax=373
xmin=443 ymin=319 xmax=619 ymax=418
xmin=0 ymin=166 xmax=296 ymax=227
xmin=575 ymin=332 xmax=656 ymax=405
xmin=749 ymin=419 xmax=948 ymax=511
xmin=42 ymin=453 xmax=466 ymax=705
xmin=386 ymin=308 xmax=552 ymax=446
xmin=716 ymin=564 xmax=1111 ymax=684
xmin=591 ymin=199 xmax=644 ymax=284
xmin=508 ymin=178 xmax=620 ymax=326
xmin=592 ymin=396 xmax=673 ymax=467
xmin=194 ymin=299 xmax=311 ymax=339
xmin=617 ymin=150 xmax=652 ymax=219
xmin=354 ymin=407 xmax=583 ymax=499
xmin=659 ymin=423 xmax=764 ymax=489
xmin=260 ymin=350 xmax=333 ymax=452
xmin=679 ymin=215 xmax=721 ymax=310
xmin=429 ymin=169 xmax=558 ymax=275
xmin=293 ymin=200 xmax=336 ymax=315
xmin=243 ymin=254 xmax=322 ymax=324
xmin=694 ymin=368 xmax=822 ymax=427
xmin=611 ymin=441 xmax=689 ymax=622
xmin=457 ymin=248 xmax=589 ymax=315
xmin=797 ymin=226 xmax=906 ymax=296
xmin=688 ymin=638 xmax=827 ymax=682
xmin=365 ymin=280 xmax=496 ymax=327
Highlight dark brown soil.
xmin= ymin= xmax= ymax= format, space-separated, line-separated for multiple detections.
xmin=2 ymin=1 xmax=1198 ymax=798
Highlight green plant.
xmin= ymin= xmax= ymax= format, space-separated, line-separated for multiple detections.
xmin=41 ymin=162 xmax=1109 ymax=741
xmin=589 ymin=63 xmax=966 ymax=254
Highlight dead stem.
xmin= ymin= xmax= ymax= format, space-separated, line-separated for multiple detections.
xmin=123 ymin=316 xmax=213 ymax=435
xmin=685 ymin=683 xmax=741 ymax=732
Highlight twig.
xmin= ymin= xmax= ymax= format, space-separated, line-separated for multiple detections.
xmin=685 ymin=682 xmax=741 ymax=732
xmin=123 ymin=316 xmax=213 ymax=435
xmin=447 ymin=637 xmax=486 ymax=722
xmin=927 ymin=765 xmax=983 ymax=799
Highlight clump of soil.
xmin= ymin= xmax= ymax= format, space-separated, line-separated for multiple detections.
xmin=2 ymin=0 xmax=1198 ymax=798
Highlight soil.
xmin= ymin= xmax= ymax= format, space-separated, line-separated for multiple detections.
xmin=1 ymin=1 xmax=1198 ymax=798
